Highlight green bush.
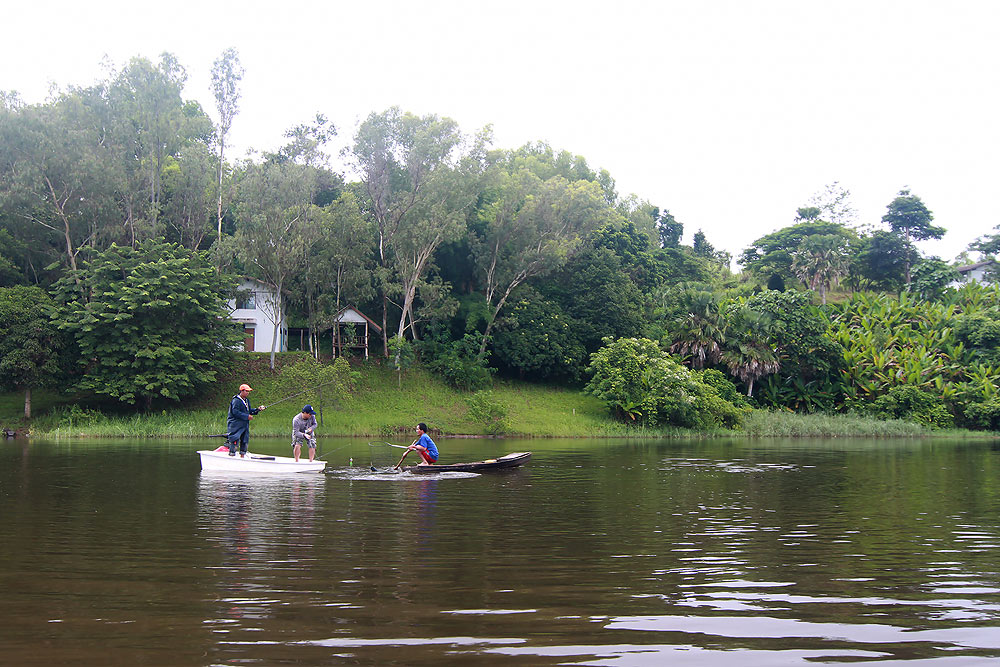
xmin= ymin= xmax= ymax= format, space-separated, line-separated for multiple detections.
xmin=962 ymin=398 xmax=1000 ymax=431
xmin=465 ymin=391 xmax=511 ymax=435
xmin=866 ymin=385 xmax=954 ymax=429
xmin=585 ymin=337 xmax=746 ymax=430
xmin=424 ymin=334 xmax=493 ymax=391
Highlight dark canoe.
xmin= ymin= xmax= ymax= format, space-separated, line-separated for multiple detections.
xmin=403 ymin=451 xmax=531 ymax=473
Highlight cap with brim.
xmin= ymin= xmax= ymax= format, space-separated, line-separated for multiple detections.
xmin=239 ymin=384 xmax=253 ymax=391
xmin=302 ymin=405 xmax=315 ymax=414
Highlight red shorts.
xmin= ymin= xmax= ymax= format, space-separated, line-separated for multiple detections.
xmin=418 ymin=449 xmax=437 ymax=464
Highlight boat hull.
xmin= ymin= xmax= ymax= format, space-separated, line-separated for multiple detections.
xmin=197 ymin=450 xmax=326 ymax=473
xmin=403 ymin=451 xmax=531 ymax=473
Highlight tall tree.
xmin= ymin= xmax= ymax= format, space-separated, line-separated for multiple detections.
xmin=210 ymin=48 xmax=244 ymax=245
xmin=231 ymin=159 xmax=313 ymax=368
xmin=106 ymin=54 xmax=189 ymax=242
xmin=291 ymin=192 xmax=375 ymax=357
xmin=351 ymin=107 xmax=480 ymax=354
xmin=0 ymin=90 xmax=115 ymax=281
xmin=161 ymin=142 xmax=216 ymax=249
xmin=471 ymin=167 xmax=614 ymax=359
xmin=668 ymin=286 xmax=725 ymax=369
xmin=807 ymin=181 xmax=858 ymax=227
xmin=881 ymin=189 xmax=944 ymax=285
xmin=853 ymin=230 xmax=911 ymax=292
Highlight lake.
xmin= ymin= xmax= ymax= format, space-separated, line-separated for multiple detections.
xmin=2 ymin=436 xmax=999 ymax=665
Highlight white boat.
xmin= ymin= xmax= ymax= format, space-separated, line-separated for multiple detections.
xmin=197 ymin=449 xmax=327 ymax=473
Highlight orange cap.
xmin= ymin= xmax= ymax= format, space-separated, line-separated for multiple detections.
xmin=239 ymin=384 xmax=253 ymax=392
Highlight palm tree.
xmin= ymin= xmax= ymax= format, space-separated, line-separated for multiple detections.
xmin=792 ymin=234 xmax=850 ymax=305
xmin=721 ymin=307 xmax=780 ymax=396
xmin=668 ymin=287 xmax=725 ymax=369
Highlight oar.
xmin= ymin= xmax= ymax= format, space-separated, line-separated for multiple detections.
xmin=393 ymin=449 xmax=410 ymax=470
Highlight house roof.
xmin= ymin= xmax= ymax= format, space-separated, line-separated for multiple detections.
xmin=334 ymin=306 xmax=383 ymax=333
xmin=956 ymin=260 xmax=996 ymax=273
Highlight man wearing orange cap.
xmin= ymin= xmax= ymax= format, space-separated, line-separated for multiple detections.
xmin=227 ymin=383 xmax=266 ymax=457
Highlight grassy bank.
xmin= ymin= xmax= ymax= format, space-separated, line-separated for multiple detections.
xmin=0 ymin=353 xmax=991 ymax=439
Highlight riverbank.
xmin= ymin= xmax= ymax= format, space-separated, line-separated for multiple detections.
xmin=0 ymin=354 xmax=990 ymax=439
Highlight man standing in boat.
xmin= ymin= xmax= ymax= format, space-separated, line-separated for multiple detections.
xmin=291 ymin=405 xmax=318 ymax=463
xmin=407 ymin=422 xmax=439 ymax=465
xmin=227 ymin=383 xmax=266 ymax=457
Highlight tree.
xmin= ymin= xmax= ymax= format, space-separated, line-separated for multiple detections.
xmin=106 ymin=54 xmax=191 ymax=242
xmin=210 ymin=48 xmax=244 ymax=244
xmin=161 ymin=142 xmax=216 ymax=250
xmin=546 ymin=246 xmax=646 ymax=355
xmin=352 ymin=109 xmax=491 ymax=346
xmin=491 ymin=286 xmax=585 ymax=382
xmin=740 ymin=220 xmax=856 ymax=288
xmin=667 ymin=285 xmax=725 ymax=369
xmin=881 ymin=189 xmax=944 ymax=285
xmin=0 ymin=90 xmax=116 ymax=280
xmin=470 ymin=166 xmax=615 ymax=359
xmin=807 ymin=181 xmax=858 ymax=227
xmin=720 ymin=306 xmax=780 ymax=397
xmin=51 ymin=240 xmax=239 ymax=409
xmin=853 ymin=230 xmax=911 ymax=292
xmin=291 ymin=192 xmax=375 ymax=357
xmin=0 ymin=286 xmax=63 ymax=418
xmin=791 ymin=234 xmax=850 ymax=304
xmin=351 ymin=107 xmax=483 ymax=354
xmin=654 ymin=207 xmax=683 ymax=248
xmin=908 ymin=257 xmax=960 ymax=301
xmin=231 ymin=158 xmax=315 ymax=368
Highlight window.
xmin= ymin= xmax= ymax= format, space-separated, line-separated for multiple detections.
xmin=235 ymin=291 xmax=256 ymax=310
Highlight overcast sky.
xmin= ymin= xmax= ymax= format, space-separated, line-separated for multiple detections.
xmin=5 ymin=0 xmax=998 ymax=265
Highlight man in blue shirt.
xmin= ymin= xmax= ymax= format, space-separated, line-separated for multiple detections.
xmin=407 ymin=422 xmax=439 ymax=465
xmin=227 ymin=383 xmax=266 ymax=457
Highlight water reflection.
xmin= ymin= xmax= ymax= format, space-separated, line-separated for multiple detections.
xmin=196 ymin=472 xmax=328 ymax=631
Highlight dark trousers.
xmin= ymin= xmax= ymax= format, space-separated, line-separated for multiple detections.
xmin=228 ymin=423 xmax=250 ymax=455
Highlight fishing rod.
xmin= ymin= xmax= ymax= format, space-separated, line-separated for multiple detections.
xmin=261 ymin=378 xmax=343 ymax=410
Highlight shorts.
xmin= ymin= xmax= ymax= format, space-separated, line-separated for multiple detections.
xmin=292 ymin=433 xmax=315 ymax=448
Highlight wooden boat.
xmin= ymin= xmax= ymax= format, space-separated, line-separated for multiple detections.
xmin=402 ymin=451 xmax=531 ymax=473
xmin=197 ymin=449 xmax=326 ymax=473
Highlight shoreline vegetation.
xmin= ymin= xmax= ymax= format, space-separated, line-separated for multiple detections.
xmin=0 ymin=354 xmax=992 ymax=441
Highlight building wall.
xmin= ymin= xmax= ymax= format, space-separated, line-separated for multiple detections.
xmin=227 ymin=279 xmax=286 ymax=353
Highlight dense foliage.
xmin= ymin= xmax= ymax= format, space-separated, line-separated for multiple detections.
xmin=1 ymin=51 xmax=997 ymax=431
xmin=0 ymin=285 xmax=64 ymax=417
xmin=51 ymin=240 xmax=239 ymax=408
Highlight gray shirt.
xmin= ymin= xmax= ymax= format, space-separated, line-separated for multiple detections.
xmin=292 ymin=413 xmax=317 ymax=439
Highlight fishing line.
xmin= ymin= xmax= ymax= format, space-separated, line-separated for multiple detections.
xmin=262 ymin=378 xmax=344 ymax=410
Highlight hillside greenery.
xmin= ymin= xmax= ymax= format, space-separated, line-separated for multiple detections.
xmin=1 ymin=52 xmax=999 ymax=437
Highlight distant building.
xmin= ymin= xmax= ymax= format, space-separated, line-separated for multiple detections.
xmin=953 ymin=260 xmax=997 ymax=286
xmin=228 ymin=278 xmax=287 ymax=353
xmin=333 ymin=306 xmax=382 ymax=359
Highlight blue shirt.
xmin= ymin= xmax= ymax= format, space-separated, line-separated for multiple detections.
xmin=416 ymin=433 xmax=438 ymax=460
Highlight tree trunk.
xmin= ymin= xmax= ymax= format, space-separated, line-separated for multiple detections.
xmin=269 ymin=285 xmax=282 ymax=370
xmin=23 ymin=387 xmax=31 ymax=420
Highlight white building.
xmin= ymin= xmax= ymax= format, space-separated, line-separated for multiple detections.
xmin=228 ymin=278 xmax=287 ymax=353
xmin=955 ymin=260 xmax=996 ymax=284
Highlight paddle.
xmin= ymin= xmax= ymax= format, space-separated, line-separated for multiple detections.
xmin=393 ymin=448 xmax=410 ymax=470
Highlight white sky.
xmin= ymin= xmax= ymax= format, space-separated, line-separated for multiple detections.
xmin=5 ymin=0 xmax=998 ymax=265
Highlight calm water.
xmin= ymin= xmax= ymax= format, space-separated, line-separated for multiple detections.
xmin=2 ymin=436 xmax=999 ymax=665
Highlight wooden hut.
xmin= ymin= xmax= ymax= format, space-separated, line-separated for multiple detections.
xmin=332 ymin=306 xmax=382 ymax=359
